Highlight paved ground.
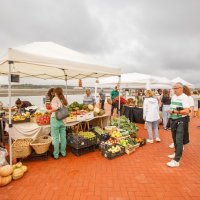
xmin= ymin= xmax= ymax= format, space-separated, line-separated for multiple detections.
xmin=1 ymin=114 xmax=200 ymax=199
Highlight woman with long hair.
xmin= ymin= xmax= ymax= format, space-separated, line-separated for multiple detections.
xmin=48 ymin=87 xmax=68 ymax=159
xmin=161 ymin=89 xmax=171 ymax=130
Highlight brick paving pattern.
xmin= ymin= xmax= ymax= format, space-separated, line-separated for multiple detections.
xmin=1 ymin=108 xmax=200 ymax=199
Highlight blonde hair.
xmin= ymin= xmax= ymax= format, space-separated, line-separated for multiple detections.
xmin=145 ymin=90 xmax=154 ymax=97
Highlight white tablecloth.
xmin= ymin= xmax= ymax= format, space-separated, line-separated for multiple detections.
xmin=5 ymin=123 xmax=51 ymax=140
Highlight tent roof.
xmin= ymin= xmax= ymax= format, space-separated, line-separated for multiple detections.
xmin=171 ymin=77 xmax=194 ymax=88
xmin=0 ymin=42 xmax=121 ymax=80
xmin=99 ymin=73 xmax=172 ymax=89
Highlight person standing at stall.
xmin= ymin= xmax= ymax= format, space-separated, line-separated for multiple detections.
xmin=143 ymin=90 xmax=160 ymax=143
xmin=99 ymin=89 xmax=106 ymax=110
xmin=110 ymin=86 xmax=119 ymax=115
xmin=83 ymin=89 xmax=96 ymax=106
xmin=45 ymin=88 xmax=55 ymax=109
xmin=167 ymin=82 xmax=189 ymax=168
xmin=48 ymin=87 xmax=68 ymax=159
xmin=161 ymin=89 xmax=171 ymax=130
xmin=192 ymin=91 xmax=199 ymax=117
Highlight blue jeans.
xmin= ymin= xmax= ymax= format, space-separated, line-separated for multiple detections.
xmin=146 ymin=120 xmax=159 ymax=140
xmin=51 ymin=117 xmax=66 ymax=158
xmin=162 ymin=105 xmax=170 ymax=128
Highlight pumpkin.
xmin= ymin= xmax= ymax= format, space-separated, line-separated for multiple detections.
xmin=88 ymin=104 xmax=94 ymax=111
xmin=94 ymin=107 xmax=100 ymax=114
xmin=0 ymin=165 xmax=13 ymax=177
xmin=15 ymin=162 xmax=22 ymax=168
xmin=0 ymin=175 xmax=12 ymax=187
xmin=21 ymin=165 xmax=28 ymax=173
xmin=12 ymin=168 xmax=24 ymax=180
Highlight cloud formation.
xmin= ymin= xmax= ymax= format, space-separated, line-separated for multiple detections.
xmin=0 ymin=0 xmax=199 ymax=86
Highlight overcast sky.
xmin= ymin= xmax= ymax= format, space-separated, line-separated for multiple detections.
xmin=0 ymin=0 xmax=200 ymax=87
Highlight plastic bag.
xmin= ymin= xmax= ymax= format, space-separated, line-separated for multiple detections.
xmin=0 ymin=147 xmax=8 ymax=166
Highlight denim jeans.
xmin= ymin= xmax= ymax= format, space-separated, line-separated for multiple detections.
xmin=162 ymin=105 xmax=170 ymax=128
xmin=146 ymin=120 xmax=159 ymax=140
xmin=51 ymin=117 xmax=66 ymax=158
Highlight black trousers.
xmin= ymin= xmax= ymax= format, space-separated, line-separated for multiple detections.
xmin=171 ymin=117 xmax=187 ymax=162
xmin=100 ymin=100 xmax=105 ymax=110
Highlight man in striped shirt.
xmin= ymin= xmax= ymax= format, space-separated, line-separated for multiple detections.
xmin=83 ymin=89 xmax=96 ymax=106
xmin=167 ymin=82 xmax=190 ymax=168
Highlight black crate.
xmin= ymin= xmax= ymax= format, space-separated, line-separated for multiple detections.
xmin=139 ymin=139 xmax=146 ymax=147
xmin=17 ymin=151 xmax=48 ymax=162
xmin=86 ymin=136 xmax=97 ymax=146
xmin=71 ymin=145 xmax=96 ymax=157
xmin=101 ymin=145 xmax=125 ymax=160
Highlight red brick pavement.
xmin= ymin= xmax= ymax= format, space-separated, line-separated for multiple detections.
xmin=1 ymin=106 xmax=200 ymax=200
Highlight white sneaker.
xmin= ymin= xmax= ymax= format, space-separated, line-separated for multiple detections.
xmin=168 ymin=153 xmax=175 ymax=159
xmin=155 ymin=138 xmax=161 ymax=142
xmin=166 ymin=160 xmax=180 ymax=167
xmin=169 ymin=143 xmax=175 ymax=148
xmin=147 ymin=139 xmax=154 ymax=144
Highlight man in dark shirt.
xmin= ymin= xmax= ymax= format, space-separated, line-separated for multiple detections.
xmin=99 ymin=89 xmax=106 ymax=110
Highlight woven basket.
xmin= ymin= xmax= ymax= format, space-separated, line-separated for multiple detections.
xmin=30 ymin=136 xmax=52 ymax=154
xmin=12 ymin=138 xmax=33 ymax=158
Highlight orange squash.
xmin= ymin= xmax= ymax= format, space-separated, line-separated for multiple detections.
xmin=0 ymin=175 xmax=12 ymax=187
xmin=0 ymin=165 xmax=13 ymax=177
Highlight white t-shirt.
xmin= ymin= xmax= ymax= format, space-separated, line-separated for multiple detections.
xmin=51 ymin=96 xmax=63 ymax=118
xmin=170 ymin=93 xmax=190 ymax=119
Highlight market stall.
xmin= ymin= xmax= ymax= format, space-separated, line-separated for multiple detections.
xmin=0 ymin=42 xmax=121 ymax=164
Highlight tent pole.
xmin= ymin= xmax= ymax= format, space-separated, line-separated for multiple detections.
xmin=62 ymin=69 xmax=67 ymax=96
xmin=118 ymin=75 xmax=121 ymax=128
xmin=8 ymin=61 xmax=13 ymax=165
xmin=94 ymin=79 xmax=98 ymax=104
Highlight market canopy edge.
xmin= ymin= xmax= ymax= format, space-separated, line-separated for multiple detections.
xmin=0 ymin=42 xmax=121 ymax=80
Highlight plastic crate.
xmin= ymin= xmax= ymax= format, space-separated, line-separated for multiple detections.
xmin=139 ymin=139 xmax=146 ymax=147
xmin=102 ymin=145 xmax=125 ymax=160
xmin=71 ymin=145 xmax=96 ymax=157
xmin=67 ymin=133 xmax=88 ymax=149
xmin=86 ymin=136 xmax=97 ymax=147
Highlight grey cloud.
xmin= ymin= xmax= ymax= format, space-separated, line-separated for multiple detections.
xmin=0 ymin=0 xmax=200 ymax=87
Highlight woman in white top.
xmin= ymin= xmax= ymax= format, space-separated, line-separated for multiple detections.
xmin=48 ymin=87 xmax=68 ymax=159
xmin=143 ymin=90 xmax=161 ymax=143
xmin=192 ymin=91 xmax=199 ymax=117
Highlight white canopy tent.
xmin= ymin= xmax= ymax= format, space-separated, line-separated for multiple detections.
xmin=0 ymin=42 xmax=121 ymax=164
xmin=171 ymin=77 xmax=194 ymax=88
xmin=99 ymin=73 xmax=172 ymax=89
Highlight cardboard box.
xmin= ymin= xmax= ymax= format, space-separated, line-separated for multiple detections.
xmin=85 ymin=112 xmax=94 ymax=120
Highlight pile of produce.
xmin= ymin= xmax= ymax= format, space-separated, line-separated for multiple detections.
xmin=111 ymin=116 xmax=138 ymax=137
xmin=35 ymin=113 xmax=51 ymax=125
xmin=111 ymin=131 xmax=122 ymax=138
xmin=119 ymin=137 xmax=138 ymax=148
xmin=0 ymin=162 xmax=28 ymax=187
xmin=67 ymin=102 xmax=83 ymax=112
xmin=78 ymin=131 xmax=96 ymax=140
xmin=94 ymin=127 xmax=106 ymax=135
xmin=107 ymin=145 xmax=122 ymax=153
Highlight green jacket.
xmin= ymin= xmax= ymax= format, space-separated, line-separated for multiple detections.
xmin=111 ymin=90 xmax=119 ymax=100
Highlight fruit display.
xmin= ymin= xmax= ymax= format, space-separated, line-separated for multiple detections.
xmin=94 ymin=108 xmax=105 ymax=117
xmin=107 ymin=145 xmax=121 ymax=153
xmin=94 ymin=126 xmax=106 ymax=135
xmin=119 ymin=139 xmax=129 ymax=148
xmin=67 ymin=101 xmax=83 ymax=112
xmin=111 ymin=131 xmax=122 ymax=138
xmin=36 ymin=113 xmax=51 ymax=126
xmin=78 ymin=131 xmax=96 ymax=140
xmin=111 ymin=116 xmax=138 ymax=137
